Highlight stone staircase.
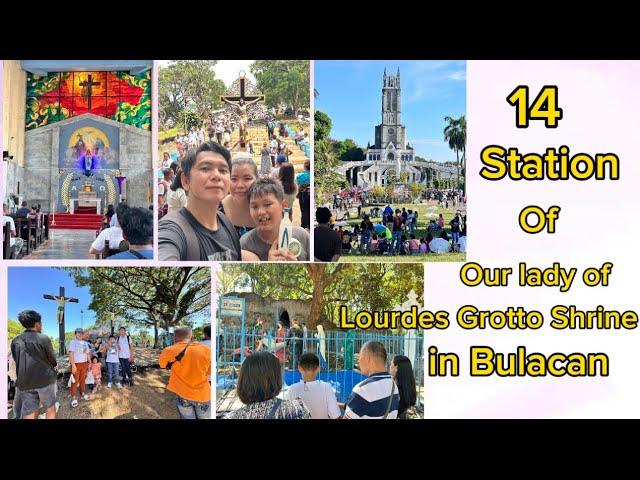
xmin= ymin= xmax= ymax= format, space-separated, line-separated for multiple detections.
xmin=230 ymin=124 xmax=309 ymax=172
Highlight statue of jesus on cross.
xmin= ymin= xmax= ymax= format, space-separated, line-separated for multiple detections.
xmin=220 ymin=71 xmax=265 ymax=144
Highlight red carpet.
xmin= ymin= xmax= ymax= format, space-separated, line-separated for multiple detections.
xmin=50 ymin=212 xmax=103 ymax=230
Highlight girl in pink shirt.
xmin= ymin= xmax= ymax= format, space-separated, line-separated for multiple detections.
xmin=91 ymin=357 xmax=102 ymax=392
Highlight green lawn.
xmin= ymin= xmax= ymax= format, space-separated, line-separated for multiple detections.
xmin=331 ymin=202 xmax=466 ymax=263
xmin=339 ymin=252 xmax=466 ymax=263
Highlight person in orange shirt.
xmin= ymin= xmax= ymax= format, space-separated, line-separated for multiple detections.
xmin=159 ymin=326 xmax=211 ymax=420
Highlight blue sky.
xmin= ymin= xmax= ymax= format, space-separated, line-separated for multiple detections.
xmin=8 ymin=268 xmax=96 ymax=338
xmin=8 ymin=268 xmax=211 ymax=339
xmin=314 ymin=60 xmax=466 ymax=162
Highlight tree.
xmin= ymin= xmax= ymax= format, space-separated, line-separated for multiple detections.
xmin=64 ymin=267 xmax=211 ymax=348
xmin=443 ymin=115 xmax=466 ymax=193
xmin=251 ymin=60 xmax=310 ymax=116
xmin=371 ymin=184 xmax=385 ymax=202
xmin=217 ymin=263 xmax=423 ymax=330
xmin=158 ymin=60 xmax=226 ymax=130
xmin=334 ymin=138 xmax=365 ymax=162
xmin=315 ymin=138 xmax=345 ymax=204
xmin=314 ymin=110 xmax=332 ymax=142
xmin=8 ymin=319 xmax=22 ymax=341
xmin=178 ymin=110 xmax=201 ymax=131
xmin=409 ymin=182 xmax=425 ymax=201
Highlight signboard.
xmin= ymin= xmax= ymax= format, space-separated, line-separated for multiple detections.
xmin=221 ymin=297 xmax=245 ymax=317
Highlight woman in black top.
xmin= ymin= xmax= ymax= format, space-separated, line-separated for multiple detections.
xmin=391 ymin=355 xmax=417 ymax=419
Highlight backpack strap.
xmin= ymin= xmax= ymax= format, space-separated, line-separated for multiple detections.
xmin=216 ymin=211 xmax=242 ymax=256
xmin=161 ymin=209 xmax=201 ymax=260
xmin=128 ymin=249 xmax=147 ymax=259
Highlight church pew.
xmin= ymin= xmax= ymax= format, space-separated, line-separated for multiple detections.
xmin=43 ymin=214 xmax=50 ymax=240
xmin=30 ymin=216 xmax=43 ymax=246
xmin=14 ymin=218 xmax=35 ymax=256
xmin=3 ymin=222 xmax=16 ymax=259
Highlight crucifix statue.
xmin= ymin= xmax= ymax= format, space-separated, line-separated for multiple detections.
xmin=79 ymin=74 xmax=101 ymax=110
xmin=44 ymin=286 xmax=79 ymax=356
xmin=220 ymin=71 xmax=265 ymax=143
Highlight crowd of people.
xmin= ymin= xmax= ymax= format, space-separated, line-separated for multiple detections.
xmin=9 ymin=309 xmax=213 ymax=420
xmin=314 ymin=204 xmax=467 ymax=261
xmin=227 ymin=340 xmax=417 ymax=420
xmin=158 ymin=139 xmax=310 ymax=262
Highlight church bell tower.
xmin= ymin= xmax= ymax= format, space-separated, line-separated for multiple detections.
xmin=375 ymin=68 xmax=406 ymax=149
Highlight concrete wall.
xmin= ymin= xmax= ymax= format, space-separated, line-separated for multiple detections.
xmin=3 ymin=60 xmax=27 ymax=206
xmin=23 ymin=114 xmax=152 ymax=211
xmin=220 ymin=292 xmax=311 ymax=328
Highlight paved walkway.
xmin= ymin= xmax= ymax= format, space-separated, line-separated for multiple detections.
xmin=23 ymin=229 xmax=97 ymax=259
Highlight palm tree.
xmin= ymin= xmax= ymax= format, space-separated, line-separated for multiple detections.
xmin=443 ymin=115 xmax=466 ymax=194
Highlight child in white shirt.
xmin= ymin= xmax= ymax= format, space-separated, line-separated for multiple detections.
xmin=284 ymin=352 xmax=341 ymax=419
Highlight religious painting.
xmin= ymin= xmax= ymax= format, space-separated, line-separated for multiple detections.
xmin=58 ymin=119 xmax=119 ymax=170
xmin=25 ymin=70 xmax=151 ymax=131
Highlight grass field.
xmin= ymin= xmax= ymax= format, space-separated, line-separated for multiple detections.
xmin=338 ymin=252 xmax=466 ymax=263
xmin=328 ymin=201 xmax=467 ymax=263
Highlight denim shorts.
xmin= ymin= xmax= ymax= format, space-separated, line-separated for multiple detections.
xmin=14 ymin=383 xmax=57 ymax=419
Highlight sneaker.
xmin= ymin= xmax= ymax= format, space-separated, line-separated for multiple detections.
xmin=116 ymin=383 xmax=122 ymax=389
xmin=129 ymin=380 xmax=134 ymax=387
xmin=71 ymin=399 xmax=78 ymax=408
xmin=107 ymin=382 xmax=112 ymax=388
xmin=82 ymin=394 xmax=90 ymax=401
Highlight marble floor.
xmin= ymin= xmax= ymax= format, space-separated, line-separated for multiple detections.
xmin=22 ymin=229 xmax=98 ymax=260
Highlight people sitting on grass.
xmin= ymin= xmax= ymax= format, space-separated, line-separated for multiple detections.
xmin=284 ymin=352 xmax=341 ymax=419
xmin=390 ymin=355 xmax=417 ymax=420
xmin=319 ymin=205 xmax=466 ymax=256
xmin=227 ymin=351 xmax=311 ymax=419
xmin=429 ymin=230 xmax=451 ymax=253
xmin=240 ymin=177 xmax=309 ymax=261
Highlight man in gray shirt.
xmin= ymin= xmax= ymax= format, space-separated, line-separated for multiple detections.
xmin=159 ymin=142 xmax=241 ymax=261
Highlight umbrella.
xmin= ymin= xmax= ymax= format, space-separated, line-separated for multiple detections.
xmin=374 ymin=223 xmax=387 ymax=234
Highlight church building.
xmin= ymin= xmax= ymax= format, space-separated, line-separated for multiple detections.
xmin=2 ymin=60 xmax=153 ymax=228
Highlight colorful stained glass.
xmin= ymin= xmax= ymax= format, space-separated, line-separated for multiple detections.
xmin=25 ymin=69 xmax=151 ymax=131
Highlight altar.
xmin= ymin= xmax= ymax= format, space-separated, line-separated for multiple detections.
xmin=70 ymin=191 xmax=101 ymax=214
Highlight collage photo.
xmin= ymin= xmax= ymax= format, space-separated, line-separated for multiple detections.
xmin=2 ymin=59 xmax=466 ymax=420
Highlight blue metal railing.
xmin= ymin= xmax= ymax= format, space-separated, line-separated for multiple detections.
xmin=216 ymin=326 xmax=424 ymax=406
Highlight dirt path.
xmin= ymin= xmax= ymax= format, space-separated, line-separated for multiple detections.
xmin=56 ymin=368 xmax=179 ymax=419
